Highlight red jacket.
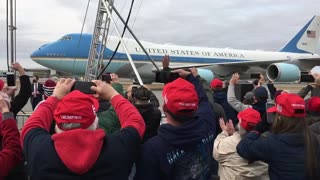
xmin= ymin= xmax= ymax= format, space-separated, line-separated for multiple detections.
xmin=0 ymin=112 xmax=23 ymax=179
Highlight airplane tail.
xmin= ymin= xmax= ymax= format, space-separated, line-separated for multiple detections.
xmin=280 ymin=15 xmax=320 ymax=54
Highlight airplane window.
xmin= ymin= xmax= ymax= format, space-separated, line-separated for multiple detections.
xmin=59 ymin=36 xmax=72 ymax=40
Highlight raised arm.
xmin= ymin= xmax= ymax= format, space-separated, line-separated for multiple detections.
xmin=0 ymin=94 xmax=22 ymax=177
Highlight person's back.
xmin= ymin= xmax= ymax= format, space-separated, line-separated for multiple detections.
xmin=21 ymin=79 xmax=145 ymax=180
xmin=237 ymin=93 xmax=320 ymax=180
xmin=135 ymin=70 xmax=216 ymax=180
xmin=211 ymin=78 xmax=238 ymax=125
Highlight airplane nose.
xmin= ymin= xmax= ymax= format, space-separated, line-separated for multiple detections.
xmin=30 ymin=44 xmax=48 ymax=58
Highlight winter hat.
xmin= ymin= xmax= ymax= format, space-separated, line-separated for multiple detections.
xmin=210 ymin=78 xmax=223 ymax=89
xmin=307 ymin=96 xmax=320 ymax=113
xmin=238 ymin=108 xmax=261 ymax=131
xmin=267 ymin=93 xmax=305 ymax=118
xmin=54 ymin=90 xmax=99 ymax=131
xmin=253 ymin=87 xmax=268 ymax=98
xmin=162 ymin=77 xmax=198 ymax=116
xmin=43 ymin=79 xmax=57 ymax=100
xmin=0 ymin=79 xmax=4 ymax=91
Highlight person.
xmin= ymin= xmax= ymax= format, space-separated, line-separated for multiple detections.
xmin=211 ymin=78 xmax=238 ymax=125
xmin=135 ymin=69 xmax=216 ymax=180
xmin=297 ymin=72 xmax=320 ymax=98
xmin=228 ymin=73 xmax=268 ymax=117
xmin=132 ymin=86 xmax=161 ymax=143
xmin=237 ymin=93 xmax=320 ymax=179
xmin=243 ymin=91 xmax=254 ymax=105
xmin=125 ymin=84 xmax=160 ymax=108
xmin=0 ymin=63 xmax=31 ymax=180
xmin=0 ymin=92 xmax=23 ymax=179
xmin=30 ymin=75 xmax=44 ymax=110
xmin=213 ymin=108 xmax=269 ymax=180
xmin=0 ymin=63 xmax=32 ymax=118
xmin=21 ymin=78 xmax=145 ymax=179
xmin=98 ymin=73 xmax=123 ymax=112
xmin=305 ymin=96 xmax=320 ymax=125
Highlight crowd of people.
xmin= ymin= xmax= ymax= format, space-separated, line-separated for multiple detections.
xmin=0 ymin=58 xmax=320 ymax=180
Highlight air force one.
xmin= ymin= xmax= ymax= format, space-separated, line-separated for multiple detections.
xmin=31 ymin=15 xmax=320 ymax=83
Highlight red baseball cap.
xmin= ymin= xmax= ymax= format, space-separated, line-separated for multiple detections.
xmin=238 ymin=108 xmax=261 ymax=131
xmin=307 ymin=96 xmax=320 ymax=112
xmin=54 ymin=90 xmax=99 ymax=130
xmin=210 ymin=78 xmax=223 ymax=89
xmin=162 ymin=78 xmax=198 ymax=116
xmin=267 ymin=93 xmax=305 ymax=118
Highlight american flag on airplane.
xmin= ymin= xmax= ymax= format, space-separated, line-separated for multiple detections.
xmin=307 ymin=30 xmax=316 ymax=38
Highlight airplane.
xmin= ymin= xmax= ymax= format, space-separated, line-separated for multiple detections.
xmin=30 ymin=15 xmax=320 ymax=84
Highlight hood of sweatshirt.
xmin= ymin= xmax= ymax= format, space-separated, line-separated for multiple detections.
xmin=52 ymin=129 xmax=105 ymax=175
xmin=213 ymin=90 xmax=227 ymax=104
xmin=158 ymin=117 xmax=209 ymax=149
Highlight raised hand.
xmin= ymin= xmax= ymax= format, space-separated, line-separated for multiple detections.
xmin=91 ymin=80 xmax=119 ymax=101
xmin=162 ymin=55 xmax=170 ymax=69
xmin=171 ymin=69 xmax=191 ymax=79
xmin=11 ymin=62 xmax=25 ymax=75
xmin=230 ymin=73 xmax=240 ymax=85
xmin=52 ymin=78 xmax=76 ymax=100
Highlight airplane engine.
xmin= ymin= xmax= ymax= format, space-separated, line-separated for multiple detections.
xmin=266 ymin=63 xmax=301 ymax=82
xmin=197 ymin=68 xmax=215 ymax=84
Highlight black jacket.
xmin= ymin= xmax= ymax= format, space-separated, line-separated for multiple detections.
xmin=134 ymin=103 xmax=161 ymax=143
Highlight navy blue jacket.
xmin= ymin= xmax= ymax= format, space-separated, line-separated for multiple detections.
xmin=135 ymin=75 xmax=216 ymax=180
xmin=213 ymin=90 xmax=238 ymax=125
xmin=237 ymin=131 xmax=318 ymax=180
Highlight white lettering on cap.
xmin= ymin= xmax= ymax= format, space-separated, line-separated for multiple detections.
xmin=60 ymin=115 xmax=82 ymax=120
xmin=291 ymin=104 xmax=305 ymax=108
xmin=178 ymin=102 xmax=196 ymax=107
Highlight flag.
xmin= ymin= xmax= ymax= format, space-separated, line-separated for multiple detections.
xmin=307 ymin=30 xmax=316 ymax=38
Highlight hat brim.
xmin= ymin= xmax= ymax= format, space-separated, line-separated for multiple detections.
xmin=267 ymin=106 xmax=276 ymax=113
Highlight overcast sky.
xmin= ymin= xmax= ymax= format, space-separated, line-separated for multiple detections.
xmin=0 ymin=0 xmax=320 ymax=69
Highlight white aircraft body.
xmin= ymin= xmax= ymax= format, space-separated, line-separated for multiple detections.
xmin=30 ymin=15 xmax=320 ymax=83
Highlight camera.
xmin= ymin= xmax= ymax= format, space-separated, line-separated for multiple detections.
xmin=102 ymin=73 xmax=112 ymax=83
xmin=155 ymin=71 xmax=180 ymax=83
xmin=300 ymin=74 xmax=314 ymax=82
xmin=6 ymin=72 xmax=16 ymax=86
xmin=71 ymin=81 xmax=96 ymax=94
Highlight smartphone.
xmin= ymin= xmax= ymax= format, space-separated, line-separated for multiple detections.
xmin=102 ymin=73 xmax=112 ymax=83
xmin=155 ymin=71 xmax=180 ymax=83
xmin=6 ymin=72 xmax=16 ymax=86
xmin=300 ymin=74 xmax=314 ymax=82
xmin=71 ymin=81 xmax=96 ymax=94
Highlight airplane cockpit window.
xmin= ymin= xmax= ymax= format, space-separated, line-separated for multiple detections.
xmin=59 ymin=36 xmax=72 ymax=41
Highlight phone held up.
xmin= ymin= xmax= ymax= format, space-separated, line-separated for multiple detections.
xmin=6 ymin=72 xmax=16 ymax=86
xmin=71 ymin=81 xmax=96 ymax=94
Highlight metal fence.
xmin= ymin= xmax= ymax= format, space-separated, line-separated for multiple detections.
xmin=16 ymin=113 xmax=31 ymax=130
